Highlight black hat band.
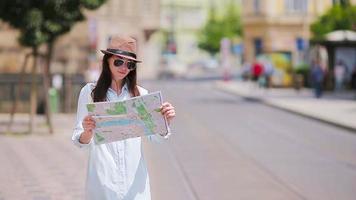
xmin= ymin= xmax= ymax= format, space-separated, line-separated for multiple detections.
xmin=106 ymin=48 xmax=137 ymax=59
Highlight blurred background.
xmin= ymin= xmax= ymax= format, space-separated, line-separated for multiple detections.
xmin=0 ymin=0 xmax=356 ymax=199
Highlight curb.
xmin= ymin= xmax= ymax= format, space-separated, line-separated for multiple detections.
xmin=263 ymin=100 xmax=356 ymax=133
xmin=215 ymin=82 xmax=356 ymax=133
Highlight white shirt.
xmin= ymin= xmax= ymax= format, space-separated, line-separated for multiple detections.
xmin=72 ymin=83 xmax=166 ymax=200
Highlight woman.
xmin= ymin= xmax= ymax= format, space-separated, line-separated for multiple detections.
xmin=72 ymin=35 xmax=176 ymax=200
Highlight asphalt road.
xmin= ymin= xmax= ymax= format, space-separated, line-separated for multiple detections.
xmin=0 ymin=79 xmax=355 ymax=200
xmin=143 ymin=79 xmax=356 ymax=200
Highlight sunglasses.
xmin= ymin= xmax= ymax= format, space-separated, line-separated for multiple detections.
xmin=113 ymin=59 xmax=137 ymax=71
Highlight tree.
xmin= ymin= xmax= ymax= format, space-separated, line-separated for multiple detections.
xmin=197 ymin=6 xmax=222 ymax=55
xmin=0 ymin=0 xmax=106 ymax=133
xmin=221 ymin=1 xmax=242 ymax=38
xmin=197 ymin=1 xmax=242 ymax=55
xmin=311 ymin=4 xmax=356 ymax=40
xmin=0 ymin=1 xmax=48 ymax=133
xmin=337 ymin=0 xmax=351 ymax=7
xmin=40 ymin=0 xmax=106 ymax=134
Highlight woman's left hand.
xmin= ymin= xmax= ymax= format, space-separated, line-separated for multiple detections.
xmin=161 ymin=102 xmax=175 ymax=125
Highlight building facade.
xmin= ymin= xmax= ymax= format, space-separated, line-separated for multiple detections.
xmin=0 ymin=0 xmax=161 ymax=112
xmin=241 ymin=0 xmax=356 ymax=87
xmin=0 ymin=0 xmax=161 ymax=78
xmin=241 ymin=0 xmax=335 ymax=65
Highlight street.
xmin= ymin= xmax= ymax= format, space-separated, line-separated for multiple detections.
xmin=1 ymin=79 xmax=356 ymax=200
xmin=144 ymin=80 xmax=356 ymax=200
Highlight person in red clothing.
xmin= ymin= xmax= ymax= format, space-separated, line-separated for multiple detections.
xmin=251 ymin=60 xmax=264 ymax=81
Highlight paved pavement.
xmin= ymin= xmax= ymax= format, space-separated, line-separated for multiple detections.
xmin=0 ymin=114 xmax=87 ymax=200
xmin=216 ymin=80 xmax=356 ymax=132
xmin=1 ymin=80 xmax=356 ymax=200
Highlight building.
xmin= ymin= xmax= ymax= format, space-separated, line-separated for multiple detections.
xmin=160 ymin=0 xmax=208 ymax=61
xmin=242 ymin=0 xmax=336 ymax=65
xmin=158 ymin=0 xmax=242 ymax=78
xmin=88 ymin=0 xmax=161 ymax=79
xmin=0 ymin=0 xmax=160 ymax=76
xmin=0 ymin=0 xmax=161 ymax=112
xmin=242 ymin=0 xmax=355 ymax=86
xmin=242 ymin=0 xmax=356 ymax=64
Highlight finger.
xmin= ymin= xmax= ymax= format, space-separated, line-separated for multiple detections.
xmin=83 ymin=121 xmax=95 ymax=127
xmin=86 ymin=118 xmax=95 ymax=123
xmin=83 ymin=119 xmax=93 ymax=125
xmin=165 ymin=109 xmax=175 ymax=115
xmin=85 ymin=128 xmax=93 ymax=133
xmin=85 ymin=123 xmax=96 ymax=128
xmin=85 ymin=124 xmax=96 ymax=131
xmin=161 ymin=102 xmax=172 ymax=108
xmin=161 ymin=106 xmax=174 ymax=114
xmin=165 ymin=110 xmax=175 ymax=117
xmin=86 ymin=121 xmax=96 ymax=125
xmin=163 ymin=111 xmax=175 ymax=119
xmin=84 ymin=115 xmax=95 ymax=121
xmin=161 ymin=109 xmax=169 ymax=115
xmin=88 ymin=124 xmax=96 ymax=129
xmin=162 ymin=102 xmax=170 ymax=106
xmin=161 ymin=108 xmax=168 ymax=114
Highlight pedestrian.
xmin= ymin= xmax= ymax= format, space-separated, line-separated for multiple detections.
xmin=251 ymin=60 xmax=264 ymax=81
xmin=351 ymin=65 xmax=356 ymax=91
xmin=240 ymin=61 xmax=251 ymax=81
xmin=310 ymin=60 xmax=325 ymax=98
xmin=72 ymin=35 xmax=176 ymax=200
xmin=334 ymin=60 xmax=346 ymax=91
xmin=263 ymin=60 xmax=274 ymax=88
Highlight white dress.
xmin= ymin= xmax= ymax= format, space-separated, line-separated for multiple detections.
xmin=72 ymin=83 xmax=166 ymax=200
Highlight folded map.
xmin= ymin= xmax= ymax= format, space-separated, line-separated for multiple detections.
xmin=86 ymin=91 xmax=170 ymax=144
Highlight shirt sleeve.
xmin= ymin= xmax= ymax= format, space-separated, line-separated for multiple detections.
xmin=72 ymin=84 xmax=94 ymax=148
xmin=137 ymin=86 xmax=171 ymax=143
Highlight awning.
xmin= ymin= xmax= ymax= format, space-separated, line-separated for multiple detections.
xmin=325 ymin=30 xmax=356 ymax=42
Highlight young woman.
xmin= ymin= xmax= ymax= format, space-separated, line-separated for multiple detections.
xmin=72 ymin=35 xmax=176 ymax=200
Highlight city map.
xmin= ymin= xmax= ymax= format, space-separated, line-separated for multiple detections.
xmin=86 ymin=91 xmax=169 ymax=144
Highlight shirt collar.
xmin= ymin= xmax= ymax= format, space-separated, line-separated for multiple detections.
xmin=108 ymin=82 xmax=129 ymax=94
xmin=122 ymin=83 xmax=129 ymax=91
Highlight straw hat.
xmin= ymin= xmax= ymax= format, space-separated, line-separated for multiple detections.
xmin=100 ymin=35 xmax=141 ymax=62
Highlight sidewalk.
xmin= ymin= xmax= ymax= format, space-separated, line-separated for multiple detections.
xmin=216 ymin=80 xmax=356 ymax=132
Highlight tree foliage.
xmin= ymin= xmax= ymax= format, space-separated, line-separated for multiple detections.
xmin=197 ymin=6 xmax=223 ymax=55
xmin=0 ymin=0 xmax=106 ymax=47
xmin=0 ymin=0 xmax=106 ymax=133
xmin=310 ymin=4 xmax=356 ymax=40
xmin=197 ymin=1 xmax=242 ymax=55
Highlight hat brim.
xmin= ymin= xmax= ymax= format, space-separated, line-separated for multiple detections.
xmin=100 ymin=50 xmax=142 ymax=63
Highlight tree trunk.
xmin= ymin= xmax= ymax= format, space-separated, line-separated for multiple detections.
xmin=29 ymin=48 xmax=38 ymax=134
xmin=7 ymin=53 xmax=31 ymax=133
xmin=64 ymin=73 xmax=73 ymax=113
xmin=43 ymin=42 xmax=54 ymax=134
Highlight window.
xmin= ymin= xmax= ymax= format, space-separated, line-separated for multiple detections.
xmin=142 ymin=0 xmax=153 ymax=12
xmin=254 ymin=38 xmax=263 ymax=56
xmin=296 ymin=37 xmax=307 ymax=51
xmin=254 ymin=0 xmax=261 ymax=14
xmin=285 ymin=0 xmax=308 ymax=13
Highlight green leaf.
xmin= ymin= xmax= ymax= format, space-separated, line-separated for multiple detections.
xmin=311 ymin=4 xmax=356 ymax=40
xmin=197 ymin=1 xmax=242 ymax=55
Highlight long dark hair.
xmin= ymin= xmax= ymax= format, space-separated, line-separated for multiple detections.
xmin=91 ymin=54 xmax=140 ymax=102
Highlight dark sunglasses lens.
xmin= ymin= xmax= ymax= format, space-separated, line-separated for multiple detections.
xmin=114 ymin=59 xmax=124 ymax=67
xmin=127 ymin=62 xmax=137 ymax=70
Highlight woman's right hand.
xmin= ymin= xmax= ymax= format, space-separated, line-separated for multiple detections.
xmin=79 ymin=115 xmax=96 ymax=144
